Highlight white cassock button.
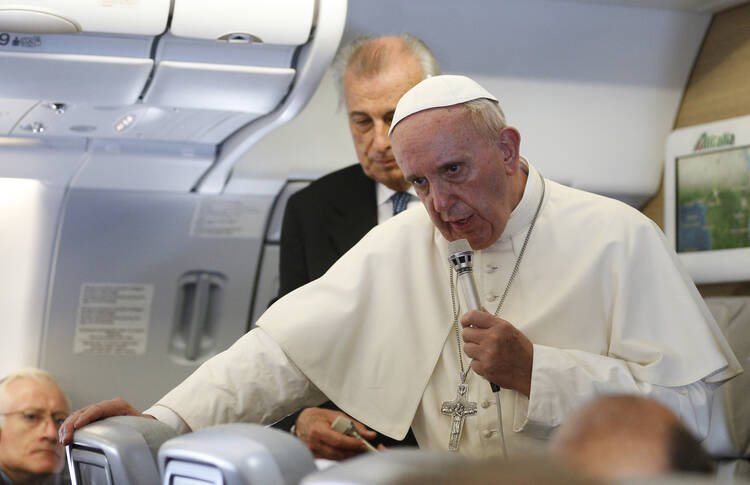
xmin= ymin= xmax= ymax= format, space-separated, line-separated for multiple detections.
xmin=486 ymin=294 xmax=498 ymax=302
xmin=481 ymin=400 xmax=491 ymax=409
xmin=483 ymin=429 xmax=494 ymax=439
xmin=485 ymin=263 xmax=500 ymax=273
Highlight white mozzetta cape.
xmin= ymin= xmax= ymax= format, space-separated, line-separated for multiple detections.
xmin=158 ymin=164 xmax=741 ymax=453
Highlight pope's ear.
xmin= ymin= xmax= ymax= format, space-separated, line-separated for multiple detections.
xmin=497 ymin=127 xmax=521 ymax=173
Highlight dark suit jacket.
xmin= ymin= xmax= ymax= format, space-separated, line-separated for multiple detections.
xmin=278 ymin=163 xmax=378 ymax=297
xmin=274 ymin=163 xmax=418 ymax=448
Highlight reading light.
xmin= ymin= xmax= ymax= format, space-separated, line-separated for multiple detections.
xmin=115 ymin=115 xmax=136 ymax=132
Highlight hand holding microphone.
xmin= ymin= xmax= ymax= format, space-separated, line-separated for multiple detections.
xmin=448 ymin=239 xmax=533 ymax=395
xmin=330 ymin=416 xmax=378 ymax=452
xmin=448 ymin=239 xmax=500 ymax=392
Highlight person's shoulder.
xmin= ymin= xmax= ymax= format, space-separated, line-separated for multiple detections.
xmin=304 ymin=164 xmax=368 ymax=191
xmin=369 ymin=204 xmax=432 ymax=240
xmin=547 ymin=179 xmax=657 ymax=231
xmin=341 ymin=204 xmax=433 ymax=265
xmin=288 ymin=164 xmax=370 ymax=203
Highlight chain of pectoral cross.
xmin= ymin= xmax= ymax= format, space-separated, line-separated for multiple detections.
xmin=442 ymin=268 xmax=484 ymax=452
xmin=441 ymin=174 xmax=546 ymax=452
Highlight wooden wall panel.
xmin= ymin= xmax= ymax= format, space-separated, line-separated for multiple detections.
xmin=674 ymin=5 xmax=750 ymax=128
xmin=641 ymin=3 xmax=750 ymax=295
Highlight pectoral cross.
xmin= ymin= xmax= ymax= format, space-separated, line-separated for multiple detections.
xmin=440 ymin=383 xmax=477 ymax=451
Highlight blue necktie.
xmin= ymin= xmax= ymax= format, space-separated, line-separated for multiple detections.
xmin=391 ymin=191 xmax=411 ymax=216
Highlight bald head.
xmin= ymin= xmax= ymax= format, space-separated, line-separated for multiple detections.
xmin=347 ymin=37 xmax=412 ymax=83
xmin=333 ymin=34 xmax=439 ymax=102
xmin=549 ymin=395 xmax=712 ymax=482
xmin=334 ymin=35 xmax=439 ymax=192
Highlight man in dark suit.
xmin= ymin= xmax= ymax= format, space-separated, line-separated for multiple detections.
xmin=277 ymin=164 xmax=377 ymax=297
xmin=274 ymin=34 xmax=439 ymax=460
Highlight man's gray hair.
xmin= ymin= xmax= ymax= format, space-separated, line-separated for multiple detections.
xmin=0 ymin=367 xmax=68 ymax=426
xmin=332 ymin=33 xmax=440 ymax=104
xmin=462 ymin=98 xmax=508 ymax=145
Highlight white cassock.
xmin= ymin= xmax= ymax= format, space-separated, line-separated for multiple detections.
xmin=151 ymin=163 xmax=742 ymax=457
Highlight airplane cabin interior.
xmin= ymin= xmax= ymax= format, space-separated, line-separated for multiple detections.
xmin=0 ymin=0 xmax=749 ymax=484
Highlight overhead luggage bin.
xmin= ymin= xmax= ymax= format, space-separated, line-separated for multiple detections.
xmin=141 ymin=33 xmax=298 ymax=115
xmin=0 ymin=33 xmax=154 ymax=105
xmin=194 ymin=0 xmax=347 ymax=192
xmin=171 ymin=0 xmax=315 ymax=45
xmin=0 ymin=0 xmax=170 ymax=35
xmin=143 ymin=0 xmax=317 ymax=113
xmin=0 ymin=50 xmax=152 ymax=106
xmin=0 ymin=0 xmax=346 ymax=148
xmin=143 ymin=61 xmax=295 ymax=114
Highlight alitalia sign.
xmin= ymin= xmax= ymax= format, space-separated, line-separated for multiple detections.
xmin=694 ymin=132 xmax=735 ymax=151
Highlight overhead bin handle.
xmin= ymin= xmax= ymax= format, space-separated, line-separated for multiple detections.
xmin=170 ymin=0 xmax=315 ymax=45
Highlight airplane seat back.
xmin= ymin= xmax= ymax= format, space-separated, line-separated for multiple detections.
xmin=301 ymin=449 xmax=470 ymax=485
xmin=158 ymin=423 xmax=316 ymax=485
xmin=619 ymin=476 xmax=750 ymax=485
xmin=703 ymin=296 xmax=750 ymax=480
xmin=67 ymin=415 xmax=177 ymax=485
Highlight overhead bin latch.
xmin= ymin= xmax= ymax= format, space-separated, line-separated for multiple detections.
xmin=217 ymin=32 xmax=262 ymax=43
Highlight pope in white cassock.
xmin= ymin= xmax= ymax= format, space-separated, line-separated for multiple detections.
xmin=60 ymin=75 xmax=742 ymax=458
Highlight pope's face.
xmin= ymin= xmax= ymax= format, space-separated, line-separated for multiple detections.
xmin=392 ymin=106 xmax=524 ymax=250
xmin=344 ymin=50 xmax=424 ymax=192
xmin=0 ymin=378 xmax=69 ymax=481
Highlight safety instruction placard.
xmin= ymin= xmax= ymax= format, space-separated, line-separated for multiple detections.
xmin=190 ymin=198 xmax=262 ymax=239
xmin=73 ymin=283 xmax=153 ymax=356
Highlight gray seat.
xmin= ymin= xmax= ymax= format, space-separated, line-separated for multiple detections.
xmin=301 ymin=449 xmax=470 ymax=485
xmin=703 ymin=296 xmax=750 ymax=480
xmin=67 ymin=416 xmax=177 ymax=485
xmin=621 ymin=474 xmax=750 ymax=485
xmin=158 ymin=423 xmax=316 ymax=485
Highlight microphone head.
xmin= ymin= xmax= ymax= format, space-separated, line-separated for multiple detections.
xmin=331 ymin=416 xmax=355 ymax=436
xmin=447 ymin=238 xmax=474 ymax=274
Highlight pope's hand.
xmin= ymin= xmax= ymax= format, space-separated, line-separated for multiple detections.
xmin=461 ymin=310 xmax=533 ymax=397
xmin=294 ymin=407 xmax=376 ymax=460
xmin=58 ymin=398 xmax=151 ymax=445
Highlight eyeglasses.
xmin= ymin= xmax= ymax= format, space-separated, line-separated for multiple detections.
xmin=1 ymin=409 xmax=69 ymax=430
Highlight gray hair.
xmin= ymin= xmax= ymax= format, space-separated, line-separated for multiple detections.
xmin=0 ymin=367 xmax=69 ymax=426
xmin=462 ymin=98 xmax=508 ymax=145
xmin=332 ymin=34 xmax=440 ymax=104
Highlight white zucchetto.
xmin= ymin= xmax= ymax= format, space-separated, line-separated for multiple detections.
xmin=388 ymin=74 xmax=499 ymax=137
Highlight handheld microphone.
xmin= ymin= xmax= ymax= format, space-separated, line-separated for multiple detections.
xmin=447 ymin=238 xmax=501 ymax=393
xmin=447 ymin=238 xmax=481 ymax=312
xmin=330 ymin=416 xmax=378 ymax=452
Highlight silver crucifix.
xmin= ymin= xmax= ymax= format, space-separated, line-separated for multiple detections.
xmin=440 ymin=383 xmax=477 ymax=451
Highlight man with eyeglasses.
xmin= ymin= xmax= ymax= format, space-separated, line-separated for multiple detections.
xmin=0 ymin=368 xmax=69 ymax=485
